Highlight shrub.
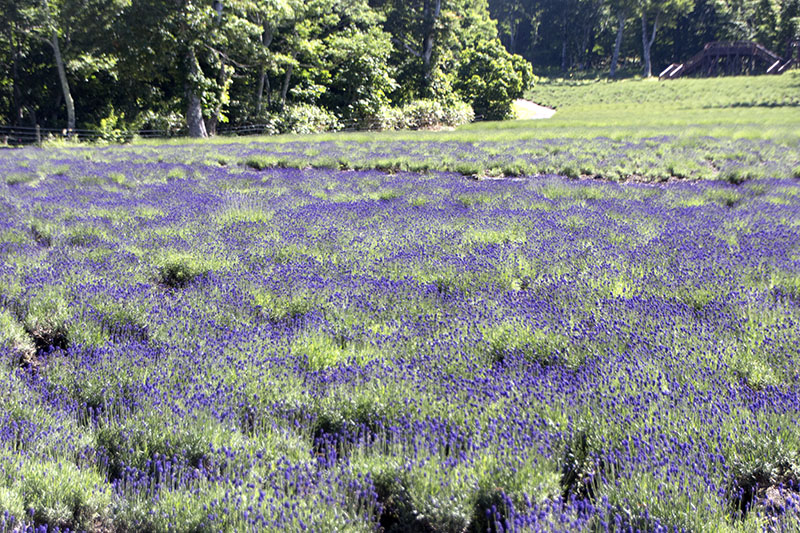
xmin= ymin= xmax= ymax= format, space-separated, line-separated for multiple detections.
xmin=482 ymin=321 xmax=576 ymax=367
xmin=156 ymin=253 xmax=213 ymax=288
xmin=292 ymin=331 xmax=379 ymax=371
xmin=5 ymin=172 xmax=39 ymax=186
xmin=30 ymin=220 xmax=56 ymax=246
xmin=19 ymin=460 xmax=112 ymax=530
xmin=401 ymin=99 xmax=474 ymax=130
xmin=454 ymin=39 xmax=534 ymax=120
xmin=0 ymin=310 xmax=35 ymax=361
xmin=92 ymin=107 xmax=130 ymax=144
xmin=267 ymin=104 xmax=342 ymax=135
xmin=0 ymin=487 xmax=25 ymax=527
xmin=23 ymin=288 xmax=71 ymax=356
xmin=135 ymin=109 xmax=185 ymax=136
xmin=361 ymin=105 xmax=405 ymax=131
xmin=252 ymin=289 xmax=315 ymax=322
xmin=721 ymin=167 xmax=763 ymax=184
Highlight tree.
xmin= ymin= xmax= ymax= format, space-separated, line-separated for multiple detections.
xmin=778 ymin=0 xmax=800 ymax=55
xmin=117 ymin=0 xmax=261 ymax=137
xmin=373 ymin=0 xmax=447 ymax=97
xmin=320 ymin=26 xmax=397 ymax=121
xmin=0 ymin=1 xmax=26 ymax=126
xmin=373 ymin=0 xmax=499 ymax=100
xmin=607 ymin=0 xmax=635 ymax=77
xmin=752 ymin=0 xmax=780 ymax=50
xmin=16 ymin=0 xmax=76 ymax=131
xmin=264 ymin=0 xmax=391 ymax=115
xmin=638 ymin=0 xmax=694 ymax=77
xmin=488 ymin=0 xmax=537 ymax=55
xmin=249 ymin=0 xmax=295 ymax=117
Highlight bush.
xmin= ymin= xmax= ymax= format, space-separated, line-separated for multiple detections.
xmin=92 ymin=107 xmax=131 ymax=144
xmin=400 ymin=99 xmax=475 ymax=130
xmin=0 ymin=309 xmax=35 ymax=365
xmin=19 ymin=460 xmax=112 ymax=530
xmin=156 ymin=253 xmax=213 ymax=288
xmin=454 ymin=39 xmax=534 ymax=120
xmin=361 ymin=106 xmax=406 ymax=131
xmin=0 ymin=487 xmax=25 ymax=528
xmin=135 ymin=109 xmax=185 ymax=137
xmin=266 ymin=104 xmax=342 ymax=135
xmin=23 ymin=288 xmax=71 ymax=356
xmin=359 ymin=101 xmax=473 ymax=131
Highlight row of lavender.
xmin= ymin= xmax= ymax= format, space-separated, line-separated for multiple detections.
xmin=49 ymin=135 xmax=800 ymax=183
xmin=0 ymin=145 xmax=799 ymax=531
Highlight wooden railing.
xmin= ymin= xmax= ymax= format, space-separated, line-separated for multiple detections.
xmin=660 ymin=41 xmax=789 ymax=80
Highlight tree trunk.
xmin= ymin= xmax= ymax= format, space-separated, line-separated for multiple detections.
xmin=255 ymin=25 xmax=273 ymax=116
xmin=579 ymin=23 xmax=591 ymax=70
xmin=420 ymin=0 xmax=442 ymax=91
xmin=207 ymin=52 xmax=233 ymax=136
xmin=185 ymin=47 xmax=208 ymax=138
xmin=560 ymin=9 xmax=569 ymax=72
xmin=508 ymin=19 xmax=517 ymax=54
xmin=641 ymin=11 xmax=659 ymax=78
xmin=207 ymin=60 xmax=230 ymax=136
xmin=255 ymin=69 xmax=271 ymax=116
xmin=610 ymin=10 xmax=625 ymax=78
xmin=11 ymin=22 xmax=23 ymax=124
xmin=50 ymin=30 xmax=75 ymax=132
xmin=280 ymin=62 xmax=294 ymax=110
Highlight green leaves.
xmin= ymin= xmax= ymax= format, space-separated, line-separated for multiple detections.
xmin=454 ymin=38 xmax=533 ymax=120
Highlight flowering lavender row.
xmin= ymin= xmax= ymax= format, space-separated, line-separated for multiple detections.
xmin=0 ymin=145 xmax=799 ymax=532
xmin=36 ymin=134 xmax=800 ymax=183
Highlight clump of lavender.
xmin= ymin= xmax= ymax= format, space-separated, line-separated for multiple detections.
xmin=0 ymin=144 xmax=798 ymax=531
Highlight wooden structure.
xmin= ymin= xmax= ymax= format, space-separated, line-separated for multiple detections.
xmin=660 ymin=41 xmax=795 ymax=80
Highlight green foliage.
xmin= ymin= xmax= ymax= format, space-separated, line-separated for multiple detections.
xmin=17 ymin=460 xmax=112 ymax=530
xmin=5 ymin=172 xmax=40 ymax=186
xmin=722 ymin=167 xmax=764 ymax=185
xmin=292 ymin=331 xmax=379 ymax=371
xmin=400 ymin=99 xmax=475 ymax=130
xmin=482 ymin=321 xmax=578 ymax=367
xmin=252 ymin=289 xmax=315 ymax=322
xmin=92 ymin=107 xmax=130 ymax=144
xmin=2 ymin=0 xmax=795 ymax=135
xmin=454 ymin=39 xmax=533 ymax=120
xmin=155 ymin=253 xmax=214 ymax=288
xmin=23 ymin=287 xmax=71 ymax=354
xmin=0 ymin=486 xmax=25 ymax=525
xmin=0 ymin=309 xmax=35 ymax=364
xmin=265 ymin=104 xmax=343 ymax=135
xmin=321 ymin=26 xmax=397 ymax=121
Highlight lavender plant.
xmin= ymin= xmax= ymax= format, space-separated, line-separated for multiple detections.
xmin=0 ymin=143 xmax=799 ymax=532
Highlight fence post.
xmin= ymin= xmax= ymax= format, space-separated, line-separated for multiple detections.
xmin=36 ymin=125 xmax=41 ymax=147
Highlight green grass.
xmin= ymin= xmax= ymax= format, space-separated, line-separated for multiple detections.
xmin=113 ymin=72 xmax=800 ymax=183
xmin=130 ymin=71 xmax=800 ymax=148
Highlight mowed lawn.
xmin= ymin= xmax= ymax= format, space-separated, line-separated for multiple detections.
xmin=0 ymin=74 xmax=799 ymax=532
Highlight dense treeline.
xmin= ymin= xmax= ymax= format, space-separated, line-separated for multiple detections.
xmin=489 ymin=0 xmax=800 ymax=77
xmin=0 ymin=0 xmax=798 ymax=137
xmin=0 ymin=0 xmax=533 ymax=137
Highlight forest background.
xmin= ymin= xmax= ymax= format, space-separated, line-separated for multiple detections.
xmin=0 ymin=0 xmax=798 ymax=137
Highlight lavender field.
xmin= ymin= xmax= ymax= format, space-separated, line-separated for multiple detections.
xmin=1 ymin=141 xmax=800 ymax=532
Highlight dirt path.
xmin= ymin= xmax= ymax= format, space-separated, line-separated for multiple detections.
xmin=512 ymin=99 xmax=556 ymax=120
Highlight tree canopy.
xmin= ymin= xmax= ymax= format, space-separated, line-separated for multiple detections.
xmin=1 ymin=0 xmax=797 ymax=137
